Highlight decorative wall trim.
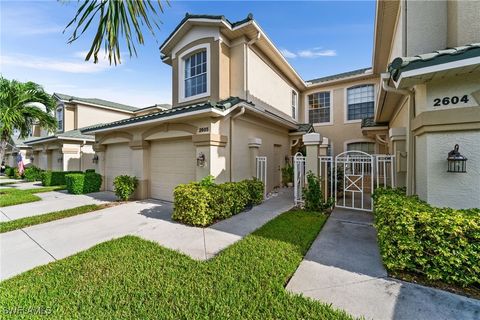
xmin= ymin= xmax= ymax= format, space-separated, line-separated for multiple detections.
xmin=97 ymin=131 xmax=133 ymax=144
xmin=412 ymin=107 xmax=480 ymax=136
xmin=141 ymin=123 xmax=198 ymax=140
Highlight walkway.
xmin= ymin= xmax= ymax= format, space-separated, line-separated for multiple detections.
xmin=0 ymin=191 xmax=117 ymax=222
xmin=286 ymin=208 xmax=480 ymax=320
xmin=0 ymin=189 xmax=293 ymax=280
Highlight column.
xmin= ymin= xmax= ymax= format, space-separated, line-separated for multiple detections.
xmin=192 ymin=133 xmax=228 ymax=183
xmin=389 ymin=127 xmax=407 ymax=188
xmin=93 ymin=144 xmax=106 ymax=190
xmin=129 ymin=140 xmax=150 ymax=200
xmin=248 ymin=138 xmax=262 ymax=178
xmin=319 ymin=137 xmax=329 ymax=200
xmin=303 ymin=133 xmax=322 ymax=176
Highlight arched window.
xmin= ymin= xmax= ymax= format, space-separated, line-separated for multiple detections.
xmin=184 ymin=50 xmax=207 ymax=98
xmin=346 ymin=84 xmax=374 ymax=121
xmin=56 ymin=106 xmax=64 ymax=132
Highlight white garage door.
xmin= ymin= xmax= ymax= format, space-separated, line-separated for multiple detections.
xmin=51 ymin=149 xmax=63 ymax=171
xmin=150 ymin=138 xmax=195 ymax=201
xmin=105 ymin=143 xmax=131 ymax=191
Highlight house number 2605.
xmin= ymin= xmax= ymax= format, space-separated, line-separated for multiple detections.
xmin=433 ymin=95 xmax=469 ymax=107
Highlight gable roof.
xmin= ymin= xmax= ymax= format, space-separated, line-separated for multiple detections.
xmin=388 ymin=43 xmax=480 ymax=81
xmin=82 ymin=97 xmax=250 ymax=133
xmin=307 ymin=68 xmax=373 ymax=85
xmin=159 ymin=13 xmax=253 ymax=52
xmin=24 ymin=127 xmax=96 ymax=145
xmin=54 ymin=93 xmax=139 ymax=112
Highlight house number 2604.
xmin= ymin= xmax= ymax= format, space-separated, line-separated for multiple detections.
xmin=433 ymin=95 xmax=469 ymax=107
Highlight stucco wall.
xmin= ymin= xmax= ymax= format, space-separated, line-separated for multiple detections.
xmin=76 ymin=104 xmax=131 ymax=129
xmin=64 ymin=106 xmax=76 ymax=131
xmin=246 ymin=46 xmax=296 ymax=118
xmin=416 ymin=130 xmax=480 ymax=209
xmin=447 ymin=0 xmax=480 ymax=47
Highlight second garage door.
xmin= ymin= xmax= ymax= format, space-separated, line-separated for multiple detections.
xmin=150 ymin=138 xmax=195 ymax=201
xmin=105 ymin=143 xmax=131 ymax=191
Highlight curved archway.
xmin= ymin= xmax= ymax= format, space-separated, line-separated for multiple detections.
xmin=141 ymin=123 xmax=197 ymax=140
xmin=97 ymin=131 xmax=133 ymax=145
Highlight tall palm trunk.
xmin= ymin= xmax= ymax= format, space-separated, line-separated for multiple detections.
xmin=0 ymin=131 xmax=8 ymax=165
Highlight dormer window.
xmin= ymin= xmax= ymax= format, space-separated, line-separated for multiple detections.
xmin=56 ymin=106 xmax=64 ymax=132
xmin=184 ymin=50 xmax=207 ymax=98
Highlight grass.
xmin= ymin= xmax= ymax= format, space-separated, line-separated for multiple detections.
xmin=0 ymin=186 xmax=66 ymax=207
xmin=0 ymin=210 xmax=353 ymax=319
xmin=0 ymin=204 xmax=112 ymax=233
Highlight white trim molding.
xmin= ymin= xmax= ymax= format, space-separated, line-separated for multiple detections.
xmin=178 ymin=43 xmax=211 ymax=104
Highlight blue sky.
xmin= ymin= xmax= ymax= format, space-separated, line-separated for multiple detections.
xmin=0 ymin=0 xmax=375 ymax=107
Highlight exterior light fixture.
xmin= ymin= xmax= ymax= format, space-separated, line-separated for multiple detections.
xmin=57 ymin=156 xmax=63 ymax=163
xmin=196 ymin=152 xmax=206 ymax=167
xmin=447 ymin=144 xmax=467 ymax=173
xmin=30 ymin=156 xmax=34 ymax=162
xmin=92 ymin=154 xmax=99 ymax=164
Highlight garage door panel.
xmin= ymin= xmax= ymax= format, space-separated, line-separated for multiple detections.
xmin=105 ymin=143 xmax=131 ymax=191
xmin=150 ymin=139 xmax=195 ymax=201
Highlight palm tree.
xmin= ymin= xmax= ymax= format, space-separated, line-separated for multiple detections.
xmin=65 ymin=0 xmax=169 ymax=65
xmin=0 ymin=77 xmax=57 ymax=163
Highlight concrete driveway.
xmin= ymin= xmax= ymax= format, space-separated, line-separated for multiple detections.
xmin=286 ymin=208 xmax=480 ymax=320
xmin=0 ymin=189 xmax=293 ymax=280
xmin=0 ymin=191 xmax=117 ymax=222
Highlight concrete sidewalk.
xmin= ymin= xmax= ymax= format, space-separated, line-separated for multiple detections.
xmin=0 ymin=191 xmax=117 ymax=222
xmin=0 ymin=181 xmax=45 ymax=190
xmin=286 ymin=208 xmax=480 ymax=320
xmin=0 ymin=189 xmax=293 ymax=280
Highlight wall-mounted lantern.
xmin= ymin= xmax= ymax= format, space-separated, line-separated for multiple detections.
xmin=57 ymin=156 xmax=63 ymax=163
xmin=92 ymin=154 xmax=99 ymax=164
xmin=447 ymin=144 xmax=467 ymax=173
xmin=196 ymin=152 xmax=206 ymax=167
xmin=30 ymin=156 xmax=34 ymax=162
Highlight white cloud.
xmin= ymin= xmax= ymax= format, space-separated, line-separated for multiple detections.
xmin=280 ymin=48 xmax=337 ymax=59
xmin=0 ymin=53 xmax=118 ymax=74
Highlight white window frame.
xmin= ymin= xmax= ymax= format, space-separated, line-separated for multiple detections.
xmin=344 ymin=84 xmax=376 ymax=124
xmin=306 ymin=90 xmax=333 ymax=126
xmin=178 ymin=43 xmax=210 ymax=103
xmin=291 ymin=90 xmax=298 ymax=120
xmin=56 ymin=105 xmax=64 ymax=132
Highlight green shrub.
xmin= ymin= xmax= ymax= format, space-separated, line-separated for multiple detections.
xmin=281 ymin=164 xmax=294 ymax=185
xmin=199 ymin=175 xmax=215 ymax=187
xmin=303 ymin=171 xmax=333 ymax=212
xmin=65 ymin=174 xmax=85 ymax=195
xmin=173 ymin=178 xmax=264 ymax=227
xmin=83 ymin=172 xmax=102 ymax=193
xmin=5 ymin=167 xmax=15 ymax=178
xmin=373 ymin=188 xmax=480 ymax=287
xmin=13 ymin=168 xmax=23 ymax=179
xmin=85 ymin=169 xmax=96 ymax=173
xmin=113 ymin=175 xmax=138 ymax=201
xmin=24 ymin=166 xmax=43 ymax=182
xmin=41 ymin=170 xmax=82 ymax=186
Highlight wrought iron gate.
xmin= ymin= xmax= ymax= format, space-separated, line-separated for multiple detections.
xmin=256 ymin=156 xmax=267 ymax=198
xmin=293 ymin=152 xmax=305 ymax=205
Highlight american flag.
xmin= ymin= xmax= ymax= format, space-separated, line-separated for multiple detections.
xmin=16 ymin=153 xmax=25 ymax=175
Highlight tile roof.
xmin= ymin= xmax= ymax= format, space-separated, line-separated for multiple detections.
xmin=82 ymin=97 xmax=250 ymax=133
xmin=361 ymin=117 xmax=388 ymax=128
xmin=54 ymin=93 xmax=138 ymax=112
xmin=25 ymin=128 xmax=95 ymax=144
xmin=388 ymin=43 xmax=480 ymax=81
xmin=307 ymin=68 xmax=372 ymax=85
xmin=290 ymin=123 xmax=315 ymax=133
xmin=159 ymin=13 xmax=253 ymax=52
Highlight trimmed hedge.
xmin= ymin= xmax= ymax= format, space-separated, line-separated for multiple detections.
xmin=113 ymin=175 xmax=138 ymax=201
xmin=373 ymin=188 xmax=480 ymax=287
xmin=173 ymin=178 xmax=264 ymax=226
xmin=65 ymin=172 xmax=102 ymax=195
xmin=42 ymin=170 xmax=82 ymax=186
xmin=5 ymin=167 xmax=15 ymax=178
xmin=24 ymin=166 xmax=43 ymax=182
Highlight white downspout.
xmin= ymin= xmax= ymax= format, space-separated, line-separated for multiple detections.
xmin=229 ymin=106 xmax=246 ymax=181
xmin=381 ymin=73 xmax=415 ymax=195
xmin=244 ymin=32 xmax=261 ymax=101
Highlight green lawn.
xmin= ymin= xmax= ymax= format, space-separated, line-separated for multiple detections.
xmin=0 ymin=186 xmax=66 ymax=207
xmin=0 ymin=204 xmax=109 ymax=233
xmin=0 ymin=210 xmax=353 ymax=319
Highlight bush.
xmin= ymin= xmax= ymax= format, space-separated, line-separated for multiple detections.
xmin=65 ymin=172 xmax=102 ymax=195
xmin=85 ymin=169 xmax=96 ymax=173
xmin=281 ymin=164 xmax=294 ymax=185
xmin=5 ymin=167 xmax=15 ymax=178
xmin=24 ymin=166 xmax=43 ymax=182
xmin=303 ymin=171 xmax=333 ymax=212
xmin=373 ymin=188 xmax=480 ymax=287
xmin=13 ymin=168 xmax=23 ymax=179
xmin=41 ymin=170 xmax=82 ymax=186
xmin=113 ymin=175 xmax=138 ymax=201
xmin=173 ymin=178 xmax=264 ymax=226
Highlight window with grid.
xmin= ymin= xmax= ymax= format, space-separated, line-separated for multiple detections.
xmin=308 ymin=92 xmax=330 ymax=123
xmin=347 ymin=85 xmax=374 ymax=120
xmin=291 ymin=91 xmax=298 ymax=120
xmin=184 ymin=50 xmax=207 ymax=98
xmin=347 ymin=142 xmax=375 ymax=154
xmin=56 ymin=107 xmax=63 ymax=132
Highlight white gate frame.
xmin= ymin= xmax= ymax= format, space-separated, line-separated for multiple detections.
xmin=335 ymin=151 xmax=374 ymax=212
xmin=319 ymin=156 xmax=334 ymax=200
xmin=375 ymin=155 xmax=396 ymax=188
xmin=256 ymin=156 xmax=267 ymax=198
xmin=293 ymin=152 xmax=306 ymax=205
